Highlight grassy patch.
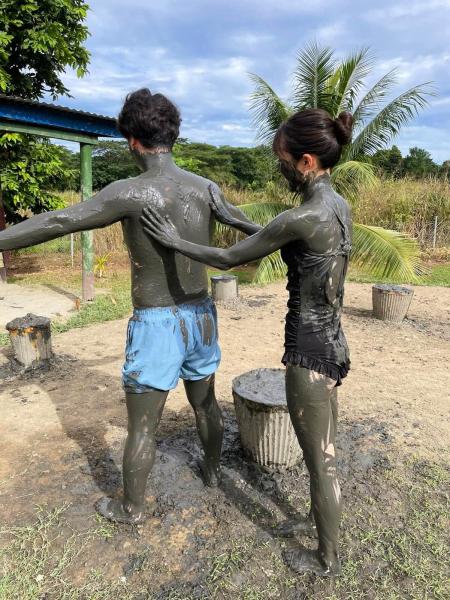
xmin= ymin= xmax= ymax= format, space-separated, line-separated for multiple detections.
xmin=348 ymin=261 xmax=450 ymax=287
xmin=329 ymin=459 xmax=450 ymax=600
xmin=17 ymin=237 xmax=75 ymax=255
xmin=51 ymin=282 xmax=132 ymax=335
xmin=0 ymin=505 xmax=133 ymax=600
xmin=420 ymin=262 xmax=450 ymax=286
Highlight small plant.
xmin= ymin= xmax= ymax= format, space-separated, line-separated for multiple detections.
xmin=94 ymin=253 xmax=110 ymax=278
xmin=94 ymin=513 xmax=116 ymax=540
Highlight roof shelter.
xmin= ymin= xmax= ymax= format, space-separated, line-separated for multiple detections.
xmin=0 ymin=94 xmax=122 ymax=301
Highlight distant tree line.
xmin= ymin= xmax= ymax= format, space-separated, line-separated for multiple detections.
xmin=56 ymin=140 xmax=449 ymax=194
xmin=58 ymin=139 xmax=278 ymax=192
xmin=370 ymin=145 xmax=448 ymax=179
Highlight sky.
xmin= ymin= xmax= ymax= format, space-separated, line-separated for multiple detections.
xmin=55 ymin=0 xmax=450 ymax=163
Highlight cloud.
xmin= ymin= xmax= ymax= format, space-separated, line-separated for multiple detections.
xmin=375 ymin=54 xmax=450 ymax=84
xmin=366 ymin=0 xmax=450 ymax=21
xmin=41 ymin=0 xmax=450 ymax=159
xmin=228 ymin=31 xmax=275 ymax=49
xmin=314 ymin=21 xmax=347 ymax=44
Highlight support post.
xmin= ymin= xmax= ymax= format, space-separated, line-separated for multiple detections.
xmin=0 ymin=187 xmax=9 ymax=283
xmin=80 ymin=143 xmax=94 ymax=301
xmin=432 ymin=215 xmax=438 ymax=249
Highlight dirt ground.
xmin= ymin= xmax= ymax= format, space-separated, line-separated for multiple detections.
xmin=0 ymin=282 xmax=76 ymax=324
xmin=0 ymin=281 xmax=449 ymax=599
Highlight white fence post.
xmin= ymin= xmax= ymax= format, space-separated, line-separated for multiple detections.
xmin=432 ymin=216 xmax=438 ymax=249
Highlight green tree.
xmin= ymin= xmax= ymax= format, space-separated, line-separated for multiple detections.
xmin=92 ymin=141 xmax=140 ymax=190
xmin=173 ymin=141 xmax=237 ymax=185
xmin=0 ymin=134 xmax=75 ymax=222
xmin=173 ymin=140 xmax=276 ymax=189
xmin=440 ymin=160 xmax=450 ymax=180
xmin=225 ymin=146 xmax=275 ymax=189
xmin=0 ymin=0 xmax=90 ymax=223
xmin=240 ymin=43 xmax=432 ymax=282
xmin=371 ymin=145 xmax=403 ymax=178
xmin=403 ymin=147 xmax=437 ymax=178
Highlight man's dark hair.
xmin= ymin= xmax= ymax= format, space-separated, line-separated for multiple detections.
xmin=117 ymin=88 xmax=181 ymax=149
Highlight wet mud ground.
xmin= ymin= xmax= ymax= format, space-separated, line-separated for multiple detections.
xmin=0 ymin=282 xmax=449 ymax=599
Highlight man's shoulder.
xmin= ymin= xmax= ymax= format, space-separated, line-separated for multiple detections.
xmin=105 ymin=175 xmax=160 ymax=199
xmin=101 ymin=176 xmax=141 ymax=195
xmin=174 ymin=167 xmax=216 ymax=192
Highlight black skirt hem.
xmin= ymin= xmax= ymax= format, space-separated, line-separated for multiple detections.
xmin=281 ymin=351 xmax=350 ymax=386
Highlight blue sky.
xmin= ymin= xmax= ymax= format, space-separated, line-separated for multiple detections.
xmin=56 ymin=0 xmax=450 ymax=163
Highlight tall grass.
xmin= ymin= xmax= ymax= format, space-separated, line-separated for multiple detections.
xmin=56 ymin=192 xmax=125 ymax=255
xmin=351 ymin=177 xmax=450 ymax=248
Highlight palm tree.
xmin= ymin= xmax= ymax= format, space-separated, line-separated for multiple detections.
xmin=238 ymin=43 xmax=433 ymax=283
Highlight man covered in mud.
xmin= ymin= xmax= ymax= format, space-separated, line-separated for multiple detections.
xmin=0 ymin=88 xmax=256 ymax=524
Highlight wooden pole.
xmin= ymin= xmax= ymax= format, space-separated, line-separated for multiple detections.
xmin=80 ymin=143 xmax=95 ymax=301
xmin=0 ymin=187 xmax=9 ymax=283
xmin=432 ymin=215 xmax=438 ymax=249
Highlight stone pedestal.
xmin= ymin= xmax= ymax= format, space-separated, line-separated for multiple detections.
xmin=211 ymin=275 xmax=238 ymax=302
xmin=232 ymin=368 xmax=301 ymax=469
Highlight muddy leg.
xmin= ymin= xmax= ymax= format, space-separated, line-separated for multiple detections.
xmin=184 ymin=375 xmax=223 ymax=487
xmin=283 ymin=366 xmax=341 ymax=576
xmin=96 ymin=389 xmax=168 ymax=524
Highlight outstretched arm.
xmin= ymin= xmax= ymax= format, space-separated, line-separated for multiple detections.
xmin=141 ymin=204 xmax=303 ymax=270
xmin=209 ymin=184 xmax=262 ymax=236
xmin=0 ymin=181 xmax=129 ymax=251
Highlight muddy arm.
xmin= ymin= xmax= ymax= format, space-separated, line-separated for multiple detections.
xmin=0 ymin=182 xmax=129 ymax=251
xmin=209 ymin=184 xmax=262 ymax=236
xmin=141 ymin=204 xmax=304 ymax=270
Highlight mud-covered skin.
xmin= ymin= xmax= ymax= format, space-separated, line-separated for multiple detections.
xmin=0 ymin=153 xmax=256 ymax=308
xmin=285 ymin=365 xmax=341 ymax=575
xmin=141 ymin=173 xmax=350 ymax=277
xmin=0 ymin=151 xmax=252 ymax=524
xmin=142 ymin=173 xmax=350 ymax=575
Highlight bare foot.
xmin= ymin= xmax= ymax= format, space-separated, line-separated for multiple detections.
xmin=198 ymin=459 xmax=221 ymax=487
xmin=274 ymin=516 xmax=318 ymax=539
xmin=283 ymin=547 xmax=341 ymax=577
xmin=95 ymin=497 xmax=146 ymax=525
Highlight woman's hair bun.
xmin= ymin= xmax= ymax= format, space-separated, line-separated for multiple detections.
xmin=333 ymin=111 xmax=353 ymax=145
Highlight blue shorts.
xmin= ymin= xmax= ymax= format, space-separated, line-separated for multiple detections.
xmin=122 ymin=297 xmax=221 ymax=392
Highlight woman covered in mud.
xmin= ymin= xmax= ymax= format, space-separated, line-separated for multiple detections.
xmin=141 ymin=108 xmax=353 ymax=577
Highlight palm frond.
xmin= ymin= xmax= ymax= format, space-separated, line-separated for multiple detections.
xmin=251 ymin=224 xmax=424 ymax=285
xmin=291 ymin=42 xmax=336 ymax=112
xmin=328 ymin=48 xmax=374 ymax=116
xmin=350 ymin=70 xmax=398 ymax=129
xmin=238 ymin=200 xmax=294 ymax=225
xmin=348 ymin=83 xmax=434 ymax=160
xmin=351 ymin=224 xmax=424 ymax=281
xmin=248 ymin=74 xmax=292 ymax=145
xmin=331 ymin=160 xmax=378 ymax=202
xmin=253 ymin=250 xmax=287 ymax=284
